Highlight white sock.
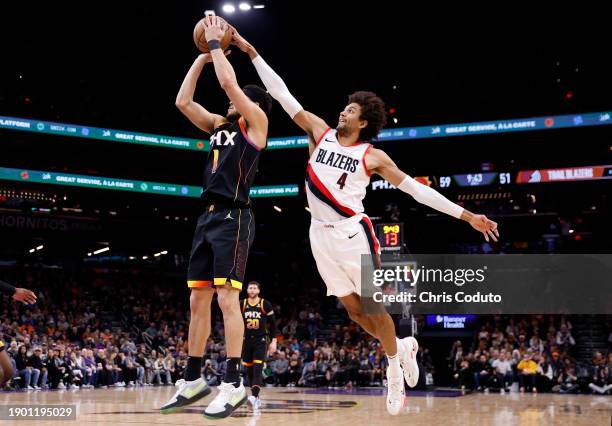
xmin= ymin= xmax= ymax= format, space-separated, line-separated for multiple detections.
xmin=396 ymin=337 xmax=404 ymax=351
xmin=386 ymin=353 xmax=402 ymax=378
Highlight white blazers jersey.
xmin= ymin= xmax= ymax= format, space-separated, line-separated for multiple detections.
xmin=306 ymin=128 xmax=381 ymax=298
xmin=306 ymin=128 xmax=372 ymax=222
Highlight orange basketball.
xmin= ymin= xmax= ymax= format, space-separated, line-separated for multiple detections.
xmin=193 ymin=17 xmax=232 ymax=53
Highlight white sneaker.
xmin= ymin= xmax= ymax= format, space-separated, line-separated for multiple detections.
xmin=27 ymin=385 xmax=34 ymax=390
xmin=247 ymin=395 xmax=261 ymax=410
xmin=160 ymin=377 xmax=211 ymax=414
xmin=386 ymin=373 xmax=405 ymax=416
xmin=204 ymin=380 xmax=247 ymax=419
xmin=34 ymin=386 xmax=41 ymax=390
xmin=58 ymin=383 xmax=66 ymax=389
xmin=398 ymin=336 xmax=419 ymax=388
xmin=70 ymin=384 xmax=79 ymax=390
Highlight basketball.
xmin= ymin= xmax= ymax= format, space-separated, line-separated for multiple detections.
xmin=193 ymin=16 xmax=232 ymax=53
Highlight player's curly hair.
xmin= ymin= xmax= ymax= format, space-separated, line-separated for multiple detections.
xmin=348 ymin=91 xmax=387 ymax=141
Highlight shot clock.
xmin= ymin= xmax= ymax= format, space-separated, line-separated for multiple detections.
xmin=375 ymin=223 xmax=404 ymax=252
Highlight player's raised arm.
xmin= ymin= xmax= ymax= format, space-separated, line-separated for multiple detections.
xmin=230 ymin=27 xmax=329 ymax=151
xmin=204 ymin=17 xmax=267 ymax=149
xmin=175 ymin=52 xmax=228 ymax=134
xmin=0 ymin=279 xmax=37 ymax=304
xmin=366 ymin=148 xmax=500 ymax=242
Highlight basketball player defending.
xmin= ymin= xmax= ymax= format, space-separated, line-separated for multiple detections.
xmin=160 ymin=16 xmax=272 ymax=419
xmin=240 ymin=281 xmax=278 ymax=411
xmin=231 ymin=30 xmax=499 ymax=415
xmin=0 ymin=280 xmax=36 ymax=386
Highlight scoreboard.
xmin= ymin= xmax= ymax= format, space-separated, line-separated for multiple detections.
xmin=438 ymin=172 xmax=512 ymax=188
xmin=375 ymin=223 xmax=404 ymax=252
xmin=371 ymin=165 xmax=611 ymax=192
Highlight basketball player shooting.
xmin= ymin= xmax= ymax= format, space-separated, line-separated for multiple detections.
xmin=230 ymin=28 xmax=499 ymax=415
xmin=240 ymin=281 xmax=279 ymax=410
xmin=0 ymin=279 xmax=36 ymax=386
xmin=160 ymin=16 xmax=272 ymax=419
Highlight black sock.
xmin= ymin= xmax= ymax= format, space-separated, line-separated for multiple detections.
xmin=225 ymin=358 xmax=241 ymax=387
xmin=251 ymin=385 xmax=260 ymax=397
xmin=185 ymin=356 xmax=203 ymax=382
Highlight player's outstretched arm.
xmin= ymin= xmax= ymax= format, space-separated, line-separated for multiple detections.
xmin=204 ymin=17 xmax=267 ymax=149
xmin=367 ymin=148 xmax=500 ymax=242
xmin=175 ymin=53 xmax=228 ymax=134
xmin=230 ymin=27 xmax=329 ymax=148
xmin=0 ymin=279 xmax=37 ymax=304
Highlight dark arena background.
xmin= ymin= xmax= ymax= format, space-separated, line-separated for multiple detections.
xmin=0 ymin=2 xmax=611 ymax=425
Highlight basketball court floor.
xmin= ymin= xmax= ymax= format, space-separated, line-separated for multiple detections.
xmin=1 ymin=386 xmax=610 ymax=425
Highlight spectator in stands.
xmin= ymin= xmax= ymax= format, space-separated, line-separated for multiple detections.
xmin=47 ymin=349 xmax=67 ymax=389
xmin=472 ymin=354 xmax=491 ymax=391
xmin=30 ymin=347 xmax=47 ymax=389
xmin=370 ymin=354 xmax=384 ymax=386
xmin=553 ymin=359 xmax=577 ymax=393
xmin=556 ymin=324 xmax=575 ymax=353
xmin=529 ymin=335 xmax=544 ymax=354
xmin=454 ymin=359 xmax=472 ymax=390
xmin=203 ymin=358 xmax=220 ymax=385
xmin=299 ymin=350 xmax=324 ymax=387
xmin=135 ymin=348 xmax=150 ymax=385
xmin=162 ymin=352 xmax=175 ymax=385
xmin=118 ymin=351 xmax=136 ymax=386
xmin=287 ymin=351 xmax=302 ymax=386
xmin=94 ymin=349 xmax=112 ymax=388
xmin=588 ymin=364 xmax=611 ymax=394
xmin=109 ymin=352 xmax=124 ymax=386
xmin=68 ymin=352 xmax=84 ymax=387
xmin=535 ymin=353 xmax=553 ymax=392
xmin=151 ymin=352 xmax=169 ymax=385
xmin=272 ymin=351 xmax=289 ymax=386
xmin=517 ymin=352 xmax=538 ymax=393
xmin=345 ymin=352 xmax=360 ymax=388
xmin=492 ymin=351 xmax=514 ymax=391
xmin=82 ymin=349 xmax=96 ymax=388
xmin=15 ymin=345 xmax=40 ymax=389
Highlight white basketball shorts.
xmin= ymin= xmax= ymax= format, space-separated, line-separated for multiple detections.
xmin=309 ymin=213 xmax=381 ymax=298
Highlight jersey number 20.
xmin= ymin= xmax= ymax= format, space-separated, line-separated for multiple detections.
xmin=246 ymin=318 xmax=260 ymax=329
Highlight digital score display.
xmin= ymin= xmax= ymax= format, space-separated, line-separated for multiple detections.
xmin=438 ymin=172 xmax=512 ymax=188
xmin=375 ymin=223 xmax=404 ymax=252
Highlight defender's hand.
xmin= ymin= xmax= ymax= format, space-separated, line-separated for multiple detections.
xmin=13 ymin=288 xmax=37 ymax=305
xmin=469 ymin=214 xmax=499 ymax=242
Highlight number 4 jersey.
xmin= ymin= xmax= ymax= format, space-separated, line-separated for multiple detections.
xmin=306 ymin=128 xmax=372 ymax=222
xmin=306 ymin=128 xmax=381 ymax=297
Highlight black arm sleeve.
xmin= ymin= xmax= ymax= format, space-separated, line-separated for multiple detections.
xmin=0 ymin=279 xmax=16 ymax=296
xmin=265 ymin=300 xmax=278 ymax=337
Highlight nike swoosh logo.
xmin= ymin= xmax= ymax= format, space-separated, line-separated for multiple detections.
xmin=348 ymin=233 xmax=358 ymax=239
xmin=324 ymin=137 xmax=335 ymax=143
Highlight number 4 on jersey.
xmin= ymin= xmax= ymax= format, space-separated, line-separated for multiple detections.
xmin=337 ymin=172 xmax=348 ymax=190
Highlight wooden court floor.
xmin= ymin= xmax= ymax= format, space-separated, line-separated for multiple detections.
xmin=1 ymin=386 xmax=610 ymax=425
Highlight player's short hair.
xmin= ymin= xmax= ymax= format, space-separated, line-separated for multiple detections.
xmin=247 ymin=280 xmax=261 ymax=290
xmin=243 ymin=85 xmax=273 ymax=116
xmin=348 ymin=91 xmax=387 ymax=142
